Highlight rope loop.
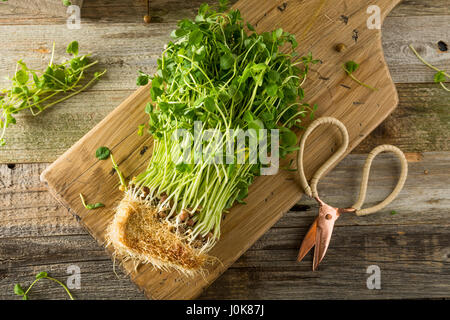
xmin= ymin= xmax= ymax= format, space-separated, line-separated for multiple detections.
xmin=296 ymin=117 xmax=408 ymax=216
xmin=296 ymin=117 xmax=349 ymax=198
xmin=352 ymin=145 xmax=408 ymax=216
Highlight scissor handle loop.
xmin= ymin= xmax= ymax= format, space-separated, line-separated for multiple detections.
xmin=352 ymin=145 xmax=408 ymax=216
xmin=296 ymin=117 xmax=349 ymax=198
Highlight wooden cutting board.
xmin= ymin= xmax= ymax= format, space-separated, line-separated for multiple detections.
xmin=41 ymin=0 xmax=401 ymax=299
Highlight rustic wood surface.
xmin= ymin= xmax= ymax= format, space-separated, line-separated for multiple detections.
xmin=0 ymin=0 xmax=449 ymax=299
xmin=40 ymin=0 xmax=405 ymax=300
xmin=3 ymin=0 xmax=84 ymax=17
xmin=1 ymin=152 xmax=449 ymax=299
xmin=0 ymin=0 xmax=448 ymax=162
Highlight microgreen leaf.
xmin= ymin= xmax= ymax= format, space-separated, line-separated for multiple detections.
xmin=409 ymin=44 xmax=449 ymax=91
xmin=66 ymin=41 xmax=79 ymax=56
xmin=434 ymin=71 xmax=446 ymax=83
xmin=189 ymin=29 xmax=204 ymax=46
xmin=62 ymin=0 xmax=72 ymax=6
xmin=137 ymin=124 xmax=145 ymax=136
xmin=343 ymin=60 xmax=377 ymax=91
xmin=0 ymin=41 xmax=105 ymax=146
xmin=15 ymin=69 xmax=29 ymax=85
xmin=86 ymin=203 xmax=105 ymax=210
xmin=344 ymin=61 xmax=359 ymax=74
xmin=95 ymin=146 xmax=111 ymax=160
xmin=246 ymin=22 xmax=255 ymax=32
xmin=220 ymin=54 xmax=234 ymax=70
xmin=80 ymin=193 xmax=105 ymax=210
xmin=280 ymin=127 xmax=297 ymax=147
xmin=137 ymin=74 xmax=149 ymax=86
xmin=35 ymin=271 xmax=48 ymax=279
xmin=14 ymin=272 xmax=74 ymax=300
xmin=14 ymin=284 xmax=25 ymax=296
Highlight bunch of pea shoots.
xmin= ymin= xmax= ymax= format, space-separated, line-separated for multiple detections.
xmin=107 ymin=2 xmax=318 ymax=276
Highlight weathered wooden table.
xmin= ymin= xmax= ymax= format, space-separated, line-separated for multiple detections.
xmin=0 ymin=0 xmax=448 ymax=299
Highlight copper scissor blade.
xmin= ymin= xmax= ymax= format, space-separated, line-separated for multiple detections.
xmin=297 ymin=218 xmax=318 ymax=262
xmin=312 ymin=214 xmax=337 ymax=271
xmin=298 ymin=199 xmax=343 ymax=270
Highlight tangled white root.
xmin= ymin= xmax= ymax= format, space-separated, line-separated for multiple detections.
xmin=106 ymin=192 xmax=212 ymax=277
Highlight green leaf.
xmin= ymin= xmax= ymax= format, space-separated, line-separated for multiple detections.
xmin=204 ymin=97 xmax=215 ymax=113
xmin=14 ymin=284 xmax=25 ymax=296
xmin=266 ymin=83 xmax=278 ymax=97
xmin=273 ymin=28 xmax=283 ymax=39
xmin=434 ymin=71 xmax=446 ymax=83
xmin=150 ymin=86 xmax=163 ymax=101
xmin=248 ymin=119 xmax=264 ymax=131
xmin=66 ymin=41 xmax=79 ymax=56
xmin=176 ymin=163 xmax=190 ymax=173
xmin=246 ymin=22 xmax=255 ymax=32
xmin=95 ymin=146 xmax=111 ymax=160
xmin=280 ymin=127 xmax=297 ymax=147
xmin=220 ymin=54 xmax=234 ymax=70
xmin=390 ymin=210 xmax=398 ymax=215
xmin=137 ymin=124 xmax=145 ymax=136
xmin=35 ymin=271 xmax=48 ymax=279
xmin=144 ymin=103 xmax=153 ymax=114
xmin=243 ymin=110 xmax=254 ymax=122
xmin=136 ymin=74 xmax=149 ymax=86
xmin=344 ymin=61 xmax=359 ymax=74
xmin=15 ymin=70 xmax=29 ymax=85
xmin=267 ymin=70 xmax=280 ymax=83
xmin=62 ymin=0 xmax=72 ymax=6
xmin=189 ymin=29 xmax=204 ymax=46
xmin=86 ymin=203 xmax=105 ymax=210
xmin=152 ymin=76 xmax=163 ymax=89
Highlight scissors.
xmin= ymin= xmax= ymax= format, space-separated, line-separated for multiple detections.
xmin=296 ymin=117 xmax=408 ymax=270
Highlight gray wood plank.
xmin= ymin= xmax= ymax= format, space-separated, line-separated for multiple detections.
xmin=0 ymin=13 xmax=447 ymax=91
xmin=0 ymin=152 xmax=448 ymax=299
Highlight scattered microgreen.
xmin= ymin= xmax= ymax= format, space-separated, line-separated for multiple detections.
xmin=14 ymin=271 xmax=74 ymax=300
xmin=390 ymin=210 xmax=398 ymax=215
xmin=95 ymin=146 xmax=111 ymax=160
xmin=62 ymin=0 xmax=72 ymax=6
xmin=80 ymin=193 xmax=105 ymax=210
xmin=137 ymin=124 xmax=145 ymax=136
xmin=110 ymin=153 xmax=127 ymax=191
xmin=343 ymin=61 xmax=378 ymax=91
xmin=134 ymin=2 xmax=317 ymax=241
xmin=0 ymin=41 xmax=106 ymax=146
xmin=94 ymin=145 xmax=126 ymax=190
xmin=409 ymin=44 xmax=449 ymax=92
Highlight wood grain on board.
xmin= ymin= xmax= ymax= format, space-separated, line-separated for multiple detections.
xmin=40 ymin=0 xmax=405 ymax=299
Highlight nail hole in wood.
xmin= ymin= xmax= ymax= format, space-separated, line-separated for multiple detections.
xmin=437 ymin=41 xmax=448 ymax=52
xmin=140 ymin=146 xmax=149 ymax=155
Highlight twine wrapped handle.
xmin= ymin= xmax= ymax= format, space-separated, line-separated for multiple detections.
xmin=296 ymin=117 xmax=408 ymax=216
